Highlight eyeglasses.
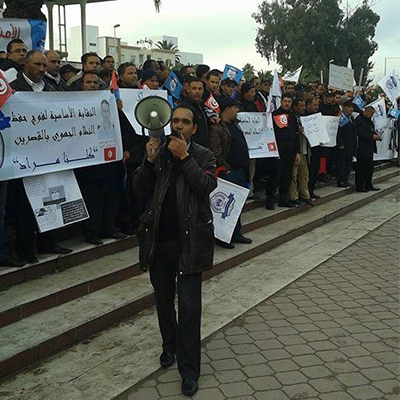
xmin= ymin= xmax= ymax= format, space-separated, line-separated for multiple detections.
xmin=10 ymin=48 xmax=27 ymax=54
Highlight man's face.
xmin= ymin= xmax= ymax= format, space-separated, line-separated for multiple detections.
xmin=364 ymin=109 xmax=375 ymax=119
xmin=334 ymin=94 xmax=341 ymax=104
xmin=101 ymin=101 xmax=111 ymax=120
xmin=103 ymin=57 xmax=115 ymax=72
xmin=285 ymin=84 xmax=295 ymax=94
xmin=222 ymin=82 xmax=236 ymax=97
xmin=187 ymin=81 xmax=204 ymax=103
xmin=7 ymin=42 xmax=28 ymax=66
xmin=244 ymin=88 xmax=256 ymax=101
xmin=226 ymin=105 xmax=240 ymax=120
xmin=324 ymin=95 xmax=333 ymax=105
xmin=83 ymin=56 xmax=101 ymax=73
xmin=261 ymin=81 xmax=270 ymax=93
xmin=171 ymin=108 xmax=197 ymax=143
xmin=307 ymin=99 xmax=319 ymax=114
xmin=343 ymin=105 xmax=354 ymax=116
xmin=315 ymin=84 xmax=324 ymax=95
xmin=149 ymin=61 xmax=163 ymax=80
xmin=143 ymin=77 xmax=159 ymax=90
xmin=206 ymin=75 xmax=220 ymax=94
xmin=82 ymin=74 xmax=100 ymax=90
xmin=281 ymin=97 xmax=292 ymax=110
xmin=46 ymin=51 xmax=61 ymax=76
xmin=120 ymin=65 xmax=138 ymax=87
xmin=305 ymin=91 xmax=315 ymax=101
xmin=293 ymin=100 xmax=305 ymax=115
xmin=345 ymin=90 xmax=354 ymax=99
xmin=252 ymin=79 xmax=261 ymax=90
xmin=24 ymin=52 xmax=47 ymax=83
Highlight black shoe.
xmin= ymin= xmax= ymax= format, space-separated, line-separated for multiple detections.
xmin=265 ymin=199 xmax=275 ymax=210
xmin=291 ymin=199 xmax=302 ymax=205
xmin=39 ymin=244 xmax=73 ymax=255
xmin=159 ymin=352 xmax=176 ymax=368
xmin=366 ymin=186 xmax=380 ymax=191
xmin=356 ymin=188 xmax=368 ymax=193
xmin=344 ymin=181 xmax=351 ymax=187
xmin=249 ymin=194 xmax=262 ymax=200
xmin=120 ymin=227 xmax=136 ymax=236
xmin=299 ymin=198 xmax=315 ymax=206
xmin=232 ymin=235 xmax=252 ymax=244
xmin=337 ymin=182 xmax=350 ymax=188
xmin=310 ymin=192 xmax=321 ymax=200
xmin=181 ymin=379 xmax=199 ymax=396
xmin=0 ymin=255 xmax=26 ymax=268
xmin=100 ymin=232 xmax=128 ymax=240
xmin=25 ymin=255 xmax=39 ymax=264
xmin=86 ymin=237 xmax=104 ymax=246
xmin=278 ymin=201 xmax=297 ymax=208
xmin=216 ymin=240 xmax=235 ymax=249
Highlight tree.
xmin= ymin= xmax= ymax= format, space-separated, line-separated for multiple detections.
xmin=253 ymin=0 xmax=380 ymax=83
xmin=154 ymin=40 xmax=181 ymax=65
xmin=257 ymin=69 xmax=273 ymax=81
xmin=242 ymin=63 xmax=256 ymax=81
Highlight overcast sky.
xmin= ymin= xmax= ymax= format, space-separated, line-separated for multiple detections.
xmin=43 ymin=0 xmax=399 ymax=82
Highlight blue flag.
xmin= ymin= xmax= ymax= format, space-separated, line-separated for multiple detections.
xmin=388 ymin=107 xmax=400 ymax=118
xmin=352 ymin=94 xmax=365 ymax=109
xmin=164 ymin=71 xmax=183 ymax=100
xmin=222 ymin=64 xmax=242 ymax=84
xmin=339 ymin=112 xmax=349 ymax=127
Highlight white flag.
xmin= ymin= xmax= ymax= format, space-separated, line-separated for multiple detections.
xmin=210 ymin=179 xmax=249 ymax=243
xmin=378 ymin=72 xmax=400 ymax=104
xmin=367 ymin=97 xmax=388 ymax=131
xmin=347 ymin=58 xmax=356 ymax=86
xmin=282 ymin=66 xmax=303 ymax=83
xmin=267 ymin=69 xmax=281 ymax=112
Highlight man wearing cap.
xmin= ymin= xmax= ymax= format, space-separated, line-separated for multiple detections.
xmin=60 ymin=63 xmax=80 ymax=84
xmin=336 ymin=100 xmax=357 ymax=188
xmin=43 ymin=50 xmax=67 ymax=91
xmin=215 ymin=78 xmax=237 ymax=103
xmin=239 ymin=83 xmax=258 ymax=112
xmin=209 ymin=97 xmax=252 ymax=249
xmin=140 ymin=69 xmax=159 ymax=90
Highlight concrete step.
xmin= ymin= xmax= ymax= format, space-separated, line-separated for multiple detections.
xmin=0 ymin=173 xmax=398 ymax=379
xmin=1 ymin=190 xmax=398 ymax=400
xmin=0 ymin=161 xmax=395 ymax=288
xmin=0 ymin=166 xmax=397 ymax=329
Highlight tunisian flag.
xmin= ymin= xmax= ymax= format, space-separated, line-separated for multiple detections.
xmin=0 ymin=71 xmax=12 ymax=109
xmin=204 ymin=93 xmax=220 ymax=113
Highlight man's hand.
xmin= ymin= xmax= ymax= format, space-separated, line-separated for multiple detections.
xmin=373 ymin=134 xmax=380 ymax=140
xmin=298 ymin=126 xmax=304 ymax=134
xmin=168 ymin=134 xmax=189 ymax=160
xmin=146 ymin=138 xmax=161 ymax=163
xmin=210 ymin=116 xmax=220 ymax=125
xmin=123 ymin=151 xmax=130 ymax=162
xmin=116 ymin=99 xmax=123 ymax=110
xmin=294 ymin=153 xmax=301 ymax=164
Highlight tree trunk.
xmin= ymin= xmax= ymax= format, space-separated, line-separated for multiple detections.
xmin=3 ymin=0 xmax=46 ymax=20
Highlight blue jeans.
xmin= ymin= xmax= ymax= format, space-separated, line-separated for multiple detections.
xmin=221 ymin=168 xmax=248 ymax=240
xmin=0 ymin=181 xmax=8 ymax=259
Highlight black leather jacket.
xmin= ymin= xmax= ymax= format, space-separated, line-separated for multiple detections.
xmin=133 ymin=141 xmax=217 ymax=274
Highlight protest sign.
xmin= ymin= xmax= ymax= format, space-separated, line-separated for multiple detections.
xmin=210 ymin=178 xmax=249 ymax=243
xmin=164 ymin=71 xmax=183 ymax=100
xmin=378 ymin=73 xmax=400 ymax=103
xmin=23 ymin=170 xmax=89 ymax=233
xmin=368 ymin=97 xmax=387 ymax=131
xmin=237 ymin=112 xmax=279 ymax=158
xmin=0 ymin=91 xmax=123 ymax=181
xmin=119 ymin=88 xmax=171 ymax=136
xmin=374 ymin=122 xmax=397 ymax=161
xmin=0 ymin=19 xmax=46 ymax=52
xmin=282 ymin=66 xmax=302 ymax=83
xmin=300 ymin=112 xmax=330 ymax=147
xmin=321 ymin=115 xmax=339 ymax=147
xmin=329 ymin=63 xmax=354 ymax=91
xmin=388 ymin=107 xmax=400 ymax=119
xmin=221 ymin=64 xmax=242 ymax=84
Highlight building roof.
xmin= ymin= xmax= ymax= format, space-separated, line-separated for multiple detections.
xmin=47 ymin=0 xmax=115 ymax=5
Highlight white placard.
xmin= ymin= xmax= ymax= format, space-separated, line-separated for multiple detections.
xmin=0 ymin=91 xmax=123 ymax=181
xmin=378 ymin=73 xmax=400 ymax=103
xmin=329 ymin=63 xmax=354 ymax=91
xmin=210 ymin=178 xmax=249 ymax=243
xmin=300 ymin=113 xmax=331 ymax=147
xmin=374 ymin=123 xmax=397 ymax=161
xmin=119 ymin=88 xmax=171 ymax=136
xmin=23 ymin=170 xmax=89 ymax=233
xmin=321 ymin=116 xmax=340 ymax=148
xmin=237 ymin=112 xmax=279 ymax=159
xmin=368 ymin=97 xmax=387 ymax=132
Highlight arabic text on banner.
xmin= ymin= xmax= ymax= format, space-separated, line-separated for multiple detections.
xmin=0 ymin=91 xmax=123 ymax=181
xmin=23 ymin=170 xmax=89 ymax=233
xmin=237 ymin=112 xmax=279 ymax=159
xmin=210 ymin=178 xmax=249 ymax=243
xmin=300 ymin=112 xmax=331 ymax=147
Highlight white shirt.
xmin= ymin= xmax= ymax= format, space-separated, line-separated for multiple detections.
xmin=23 ymin=73 xmax=45 ymax=92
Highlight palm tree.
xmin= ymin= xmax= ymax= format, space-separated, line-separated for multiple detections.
xmin=242 ymin=63 xmax=256 ymax=82
xmin=154 ymin=40 xmax=181 ymax=65
xmin=257 ymin=69 xmax=273 ymax=81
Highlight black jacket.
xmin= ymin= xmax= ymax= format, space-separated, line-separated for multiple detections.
xmin=337 ymin=112 xmax=357 ymax=157
xmin=133 ymin=142 xmax=217 ymax=274
xmin=272 ymin=107 xmax=300 ymax=153
xmin=10 ymin=71 xmax=55 ymax=92
xmin=179 ymin=98 xmax=209 ymax=148
xmin=43 ymin=73 xmax=68 ymax=91
xmin=240 ymin=99 xmax=258 ymax=113
xmin=355 ymin=114 xmax=377 ymax=157
xmin=0 ymin=58 xmax=23 ymax=73
xmin=319 ymin=102 xmax=337 ymax=116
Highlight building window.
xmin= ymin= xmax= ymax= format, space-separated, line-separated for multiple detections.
xmin=130 ymin=55 xmax=136 ymax=63
xmin=139 ymin=54 xmax=144 ymax=64
xmin=146 ymin=55 xmax=151 ymax=60
xmin=108 ymin=46 xmax=115 ymax=54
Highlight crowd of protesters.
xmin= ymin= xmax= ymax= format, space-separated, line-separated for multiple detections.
xmin=0 ymin=37 xmax=398 ymax=267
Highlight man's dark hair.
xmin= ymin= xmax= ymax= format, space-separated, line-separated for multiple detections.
xmin=206 ymin=70 xmax=220 ymax=81
xmin=306 ymin=97 xmax=316 ymax=105
xmin=250 ymin=77 xmax=260 ymax=85
xmin=261 ymin=79 xmax=271 ymax=84
xmin=304 ymin=86 xmax=314 ymax=94
xmin=117 ymin=62 xmax=136 ymax=76
xmin=81 ymin=52 xmax=101 ymax=65
xmin=285 ymin=82 xmax=295 ymax=87
xmin=81 ymin=71 xmax=99 ymax=80
xmin=294 ymin=91 xmax=305 ymax=100
xmin=180 ymin=65 xmax=194 ymax=76
xmin=98 ymin=69 xmax=111 ymax=81
xmin=24 ymin=49 xmax=43 ymax=63
xmin=101 ymin=55 xmax=114 ymax=65
xmin=6 ymin=38 xmax=25 ymax=53
xmin=281 ymin=92 xmax=293 ymax=101
xmin=143 ymin=59 xmax=157 ymax=70
xmin=186 ymin=76 xmax=203 ymax=86
xmin=316 ymin=83 xmax=325 ymax=89
xmin=172 ymin=105 xmax=197 ymax=124
xmin=292 ymin=98 xmax=305 ymax=108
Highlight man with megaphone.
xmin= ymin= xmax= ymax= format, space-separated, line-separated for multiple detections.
xmin=133 ymin=105 xmax=217 ymax=396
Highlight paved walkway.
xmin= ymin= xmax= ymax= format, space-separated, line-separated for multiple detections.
xmin=119 ymin=216 xmax=400 ymax=400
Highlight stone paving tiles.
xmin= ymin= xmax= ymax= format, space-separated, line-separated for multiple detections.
xmin=119 ymin=215 xmax=400 ymax=400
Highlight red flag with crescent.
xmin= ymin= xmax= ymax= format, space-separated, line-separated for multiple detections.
xmin=0 ymin=71 xmax=12 ymax=109
xmin=204 ymin=93 xmax=220 ymax=113
xmin=273 ymin=114 xmax=289 ymax=128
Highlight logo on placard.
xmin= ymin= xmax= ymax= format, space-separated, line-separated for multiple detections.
xmin=104 ymin=147 xmax=116 ymax=161
xmin=211 ymin=192 xmax=235 ymax=220
xmin=375 ymin=105 xmax=384 ymax=118
xmin=386 ymin=76 xmax=397 ymax=90
xmin=226 ymin=68 xmax=237 ymax=80
xmin=0 ymin=78 xmax=7 ymax=96
xmin=267 ymin=142 xmax=277 ymax=151
xmin=169 ymin=77 xmax=177 ymax=92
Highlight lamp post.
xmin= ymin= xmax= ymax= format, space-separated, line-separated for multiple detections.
xmin=113 ymin=24 xmax=120 ymax=65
